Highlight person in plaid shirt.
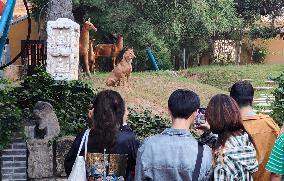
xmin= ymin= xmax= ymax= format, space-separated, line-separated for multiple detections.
xmin=198 ymin=94 xmax=258 ymax=180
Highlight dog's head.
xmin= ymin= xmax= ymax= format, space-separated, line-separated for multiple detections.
xmin=123 ymin=48 xmax=136 ymax=61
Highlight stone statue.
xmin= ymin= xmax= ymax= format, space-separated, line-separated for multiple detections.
xmin=33 ymin=101 xmax=60 ymax=140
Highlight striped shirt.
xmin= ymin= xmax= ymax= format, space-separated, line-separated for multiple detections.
xmin=200 ymin=132 xmax=258 ymax=180
xmin=266 ymin=134 xmax=284 ymax=175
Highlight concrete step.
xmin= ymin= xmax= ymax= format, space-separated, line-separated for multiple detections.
xmin=260 ymin=110 xmax=273 ymax=113
xmin=265 ymin=80 xmax=275 ymax=85
xmin=254 ymin=87 xmax=274 ymax=91
xmin=255 ymin=103 xmax=271 ymax=107
xmin=242 ymin=79 xmax=253 ymax=82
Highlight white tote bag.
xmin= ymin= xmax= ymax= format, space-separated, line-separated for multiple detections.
xmin=68 ymin=129 xmax=90 ymax=181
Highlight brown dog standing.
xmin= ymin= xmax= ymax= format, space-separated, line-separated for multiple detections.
xmin=106 ymin=48 xmax=136 ymax=87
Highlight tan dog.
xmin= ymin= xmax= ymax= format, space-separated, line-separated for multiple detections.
xmin=106 ymin=48 xmax=136 ymax=87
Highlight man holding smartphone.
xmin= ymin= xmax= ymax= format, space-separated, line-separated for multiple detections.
xmin=135 ymin=89 xmax=212 ymax=181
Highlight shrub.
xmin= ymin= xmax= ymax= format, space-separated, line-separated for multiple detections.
xmin=271 ymin=72 xmax=284 ymax=126
xmin=252 ymin=47 xmax=268 ymax=64
xmin=0 ymin=87 xmax=22 ymax=150
xmin=128 ymin=108 xmax=171 ymax=140
xmin=127 ymin=107 xmax=198 ymax=140
xmin=213 ymin=53 xmax=235 ymax=65
xmin=10 ymin=67 xmax=96 ymax=136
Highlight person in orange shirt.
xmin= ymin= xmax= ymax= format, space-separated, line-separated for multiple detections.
xmin=230 ymin=80 xmax=280 ymax=181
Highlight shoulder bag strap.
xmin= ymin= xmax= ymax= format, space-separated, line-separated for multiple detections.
xmin=84 ymin=129 xmax=90 ymax=159
xmin=193 ymin=142 xmax=204 ymax=181
xmin=76 ymin=128 xmax=91 ymax=157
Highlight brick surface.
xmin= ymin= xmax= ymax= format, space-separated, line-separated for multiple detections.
xmin=1 ymin=137 xmax=27 ymax=181
xmin=13 ymin=144 xmax=27 ymax=150
xmin=2 ymin=161 xmax=26 ymax=168
xmin=2 ymin=150 xmax=26 ymax=156
xmin=1 ymin=156 xmax=13 ymax=161
xmin=14 ymin=168 xmax=26 ymax=174
xmin=14 ymin=157 xmax=26 ymax=162
xmin=1 ymin=168 xmax=13 ymax=174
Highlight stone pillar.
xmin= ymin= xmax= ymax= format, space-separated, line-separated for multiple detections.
xmin=46 ymin=18 xmax=80 ymax=81
xmin=27 ymin=139 xmax=53 ymax=178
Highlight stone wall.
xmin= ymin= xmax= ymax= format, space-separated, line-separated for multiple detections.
xmin=0 ymin=135 xmax=75 ymax=181
xmin=27 ymin=136 xmax=75 ymax=180
xmin=0 ymin=137 xmax=27 ymax=181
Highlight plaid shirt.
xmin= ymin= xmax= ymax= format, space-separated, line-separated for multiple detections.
xmin=200 ymin=132 xmax=258 ymax=181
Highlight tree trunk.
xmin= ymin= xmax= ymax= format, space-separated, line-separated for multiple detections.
xmin=47 ymin=0 xmax=74 ymax=21
xmin=208 ymin=39 xmax=214 ymax=64
xmin=41 ymin=0 xmax=74 ymax=40
xmin=236 ymin=28 xmax=244 ymax=64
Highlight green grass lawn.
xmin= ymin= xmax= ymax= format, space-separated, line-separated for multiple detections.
xmin=185 ymin=64 xmax=284 ymax=97
xmin=89 ymin=71 xmax=225 ymax=115
xmin=85 ymin=64 xmax=284 ymax=115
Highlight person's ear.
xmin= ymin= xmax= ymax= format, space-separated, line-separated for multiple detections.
xmin=88 ymin=108 xmax=94 ymax=120
xmin=168 ymin=108 xmax=173 ymax=118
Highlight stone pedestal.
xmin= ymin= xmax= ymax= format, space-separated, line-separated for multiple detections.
xmin=55 ymin=136 xmax=75 ymax=177
xmin=27 ymin=139 xmax=53 ymax=178
xmin=47 ymin=18 xmax=80 ymax=81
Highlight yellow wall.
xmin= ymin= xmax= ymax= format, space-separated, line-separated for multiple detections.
xmin=254 ymin=38 xmax=284 ymax=64
xmin=4 ymin=18 xmax=39 ymax=80
xmin=8 ymin=18 xmax=39 ymax=64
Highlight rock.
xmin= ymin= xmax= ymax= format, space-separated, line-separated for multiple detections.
xmin=27 ymin=139 xmax=53 ymax=178
xmin=55 ymin=136 xmax=75 ymax=177
xmin=33 ymin=101 xmax=60 ymax=140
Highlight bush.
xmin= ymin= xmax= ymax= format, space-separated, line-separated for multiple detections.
xmin=127 ymin=107 xmax=199 ymax=140
xmin=0 ymin=88 xmax=22 ymax=150
xmin=252 ymin=47 xmax=268 ymax=64
xmin=271 ymin=72 xmax=284 ymax=126
xmin=10 ymin=67 xmax=96 ymax=136
xmin=128 ymin=108 xmax=171 ymax=140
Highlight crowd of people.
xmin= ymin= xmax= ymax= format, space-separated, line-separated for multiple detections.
xmin=64 ymin=80 xmax=284 ymax=181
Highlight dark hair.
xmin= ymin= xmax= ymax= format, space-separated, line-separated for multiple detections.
xmin=168 ymin=89 xmax=200 ymax=119
xmin=206 ymin=94 xmax=253 ymax=149
xmin=91 ymin=90 xmax=125 ymax=152
xmin=230 ymin=80 xmax=254 ymax=107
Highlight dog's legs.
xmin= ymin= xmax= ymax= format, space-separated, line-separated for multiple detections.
xmin=126 ymin=74 xmax=130 ymax=88
xmin=112 ymin=57 xmax=116 ymax=69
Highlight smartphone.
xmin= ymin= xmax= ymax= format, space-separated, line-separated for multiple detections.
xmin=195 ymin=108 xmax=206 ymax=126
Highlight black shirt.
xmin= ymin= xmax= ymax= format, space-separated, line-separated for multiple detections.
xmin=64 ymin=125 xmax=140 ymax=178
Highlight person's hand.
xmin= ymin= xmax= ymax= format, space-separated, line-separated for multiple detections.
xmin=195 ymin=120 xmax=210 ymax=132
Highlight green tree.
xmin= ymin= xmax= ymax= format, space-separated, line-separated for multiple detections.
xmin=34 ymin=0 xmax=280 ymax=69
